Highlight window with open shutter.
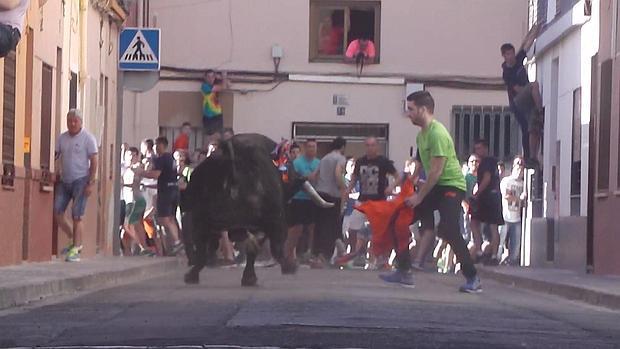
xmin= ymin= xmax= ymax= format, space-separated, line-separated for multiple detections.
xmin=3 ymin=50 xmax=16 ymax=165
xmin=40 ymin=63 xmax=53 ymax=170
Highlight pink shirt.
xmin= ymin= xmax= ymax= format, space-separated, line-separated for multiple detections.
xmin=345 ymin=40 xmax=376 ymax=59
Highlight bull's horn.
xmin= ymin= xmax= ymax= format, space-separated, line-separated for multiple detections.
xmin=303 ymin=181 xmax=335 ymax=208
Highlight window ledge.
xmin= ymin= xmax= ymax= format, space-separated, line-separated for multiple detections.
xmin=2 ymin=185 xmax=15 ymax=191
xmin=614 ymin=191 xmax=620 ymax=197
xmin=594 ymin=192 xmax=609 ymax=199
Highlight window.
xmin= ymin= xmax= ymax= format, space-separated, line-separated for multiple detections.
xmin=3 ymin=50 xmax=16 ymax=165
xmin=536 ymin=0 xmax=548 ymax=25
xmin=571 ymin=88 xmax=581 ymax=196
xmin=597 ymin=59 xmax=612 ymax=192
xmin=452 ymin=106 xmax=518 ymax=162
xmin=40 ymin=63 xmax=53 ymax=170
xmin=309 ymin=1 xmax=380 ymax=62
xmin=69 ymin=71 xmax=77 ymax=109
xmin=292 ymin=122 xmax=388 ymax=158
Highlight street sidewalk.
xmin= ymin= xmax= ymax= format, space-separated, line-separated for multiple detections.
xmin=478 ymin=266 xmax=620 ymax=310
xmin=0 ymin=256 xmax=183 ymax=310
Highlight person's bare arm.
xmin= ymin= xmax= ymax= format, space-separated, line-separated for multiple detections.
xmin=406 ymin=157 xmax=446 ymax=208
xmin=0 ymin=0 xmax=21 ymax=11
xmin=346 ymin=172 xmax=357 ymax=193
xmin=416 ymin=157 xmax=445 ymax=200
xmin=520 ymin=23 xmax=540 ymax=52
xmin=385 ymin=170 xmax=402 ymax=196
xmin=84 ymin=154 xmax=98 ymax=197
xmin=474 ymin=172 xmax=492 ymax=198
xmin=141 ymin=169 xmax=161 ymax=179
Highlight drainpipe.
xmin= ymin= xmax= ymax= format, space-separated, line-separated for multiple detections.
xmin=79 ymin=0 xmax=88 ymax=112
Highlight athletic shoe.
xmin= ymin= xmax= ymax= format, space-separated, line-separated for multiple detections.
xmin=138 ymin=248 xmax=156 ymax=257
xmin=170 ymin=241 xmax=184 ymax=256
xmin=483 ymin=257 xmax=500 ymax=267
xmin=411 ymin=262 xmax=425 ymax=272
xmin=60 ymin=244 xmax=73 ymax=255
xmin=352 ymin=254 xmax=367 ymax=268
xmin=334 ymin=252 xmax=358 ymax=266
xmin=459 ymin=275 xmax=483 ymax=293
xmin=379 ymin=270 xmax=415 ymax=287
xmin=65 ymin=246 xmax=82 ymax=262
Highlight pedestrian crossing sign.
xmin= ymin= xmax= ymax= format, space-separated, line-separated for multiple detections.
xmin=119 ymin=28 xmax=160 ymax=71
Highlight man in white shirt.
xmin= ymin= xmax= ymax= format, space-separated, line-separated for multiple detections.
xmin=54 ymin=109 xmax=98 ymax=262
xmin=499 ymin=157 xmax=526 ymax=265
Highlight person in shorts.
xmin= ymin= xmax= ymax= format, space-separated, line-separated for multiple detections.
xmin=139 ymin=137 xmax=184 ymax=255
xmin=283 ymin=139 xmax=321 ymax=269
xmin=337 ymin=137 xmax=400 ymax=267
xmin=469 ymin=139 xmax=505 ymax=266
xmin=0 ymin=0 xmax=30 ymax=57
xmin=54 ymin=109 xmax=98 ymax=262
xmin=122 ymin=147 xmax=153 ymax=256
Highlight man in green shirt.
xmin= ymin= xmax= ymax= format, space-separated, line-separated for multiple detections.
xmin=379 ymin=91 xmax=481 ymax=293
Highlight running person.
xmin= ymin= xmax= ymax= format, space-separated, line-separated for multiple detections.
xmin=380 ymin=91 xmax=481 ymax=293
xmin=121 ymin=147 xmax=152 ymax=256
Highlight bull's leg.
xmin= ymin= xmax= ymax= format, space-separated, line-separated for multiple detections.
xmin=241 ymin=233 xmax=259 ymax=287
xmin=184 ymin=231 xmax=217 ymax=284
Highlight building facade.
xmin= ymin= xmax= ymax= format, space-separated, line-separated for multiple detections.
xmin=123 ymin=0 xmax=529 ymax=166
xmin=590 ymin=0 xmax=620 ymax=275
xmin=0 ymin=0 xmax=127 ymax=266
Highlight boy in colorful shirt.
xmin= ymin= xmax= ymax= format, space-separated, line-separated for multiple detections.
xmin=201 ymin=70 xmax=228 ymax=139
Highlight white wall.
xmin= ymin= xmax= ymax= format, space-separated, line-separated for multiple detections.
xmin=537 ymin=1 xmax=599 ymax=217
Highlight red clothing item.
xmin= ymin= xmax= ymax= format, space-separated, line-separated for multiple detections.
xmin=345 ymin=39 xmax=376 ymax=59
xmin=173 ymin=133 xmax=189 ymax=151
xmin=355 ymin=177 xmax=415 ymax=257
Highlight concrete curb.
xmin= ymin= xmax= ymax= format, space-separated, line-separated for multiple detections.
xmin=0 ymin=258 xmax=183 ymax=310
xmin=478 ymin=268 xmax=620 ymax=310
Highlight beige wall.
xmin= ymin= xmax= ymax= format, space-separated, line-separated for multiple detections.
xmin=152 ymin=0 xmax=528 ymax=77
xmin=0 ymin=0 xmax=125 ymax=265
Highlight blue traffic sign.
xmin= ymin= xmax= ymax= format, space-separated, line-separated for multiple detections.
xmin=119 ymin=28 xmax=160 ymax=71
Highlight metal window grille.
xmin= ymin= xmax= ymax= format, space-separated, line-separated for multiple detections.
xmin=292 ymin=122 xmax=389 ymax=158
xmin=159 ymin=127 xmax=207 ymax=154
xmin=451 ymin=105 xmax=520 ymax=162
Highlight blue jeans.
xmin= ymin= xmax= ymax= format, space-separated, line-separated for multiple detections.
xmin=499 ymin=222 xmax=521 ymax=263
xmin=54 ymin=177 xmax=90 ymax=219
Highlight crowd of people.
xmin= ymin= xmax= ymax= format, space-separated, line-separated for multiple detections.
xmin=56 ymin=30 xmax=534 ymax=294
xmin=111 ymin=89 xmax=527 ymax=295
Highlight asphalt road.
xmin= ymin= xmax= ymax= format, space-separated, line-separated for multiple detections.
xmin=0 ymin=265 xmax=619 ymax=349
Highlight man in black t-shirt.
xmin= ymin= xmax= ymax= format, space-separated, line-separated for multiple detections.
xmin=141 ymin=137 xmax=183 ymax=255
xmin=336 ymin=137 xmax=400 ymax=266
xmin=501 ymin=23 xmax=543 ymax=168
xmin=469 ymin=139 xmax=504 ymax=266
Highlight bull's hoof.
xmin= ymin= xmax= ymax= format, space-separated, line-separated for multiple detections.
xmin=241 ymin=274 xmax=258 ymax=287
xmin=281 ymin=260 xmax=298 ymax=275
xmin=184 ymin=271 xmax=200 ymax=285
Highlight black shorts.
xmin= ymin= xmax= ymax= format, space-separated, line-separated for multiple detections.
xmin=156 ymin=187 xmax=179 ymax=218
xmin=414 ymin=186 xmax=465 ymax=239
xmin=470 ymin=191 xmax=505 ymax=225
xmin=203 ymin=116 xmax=223 ymax=135
xmin=0 ymin=24 xmax=20 ymax=58
xmin=287 ymin=199 xmax=317 ymax=227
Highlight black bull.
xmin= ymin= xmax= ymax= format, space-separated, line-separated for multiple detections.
xmin=183 ymin=133 xmax=331 ymax=286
